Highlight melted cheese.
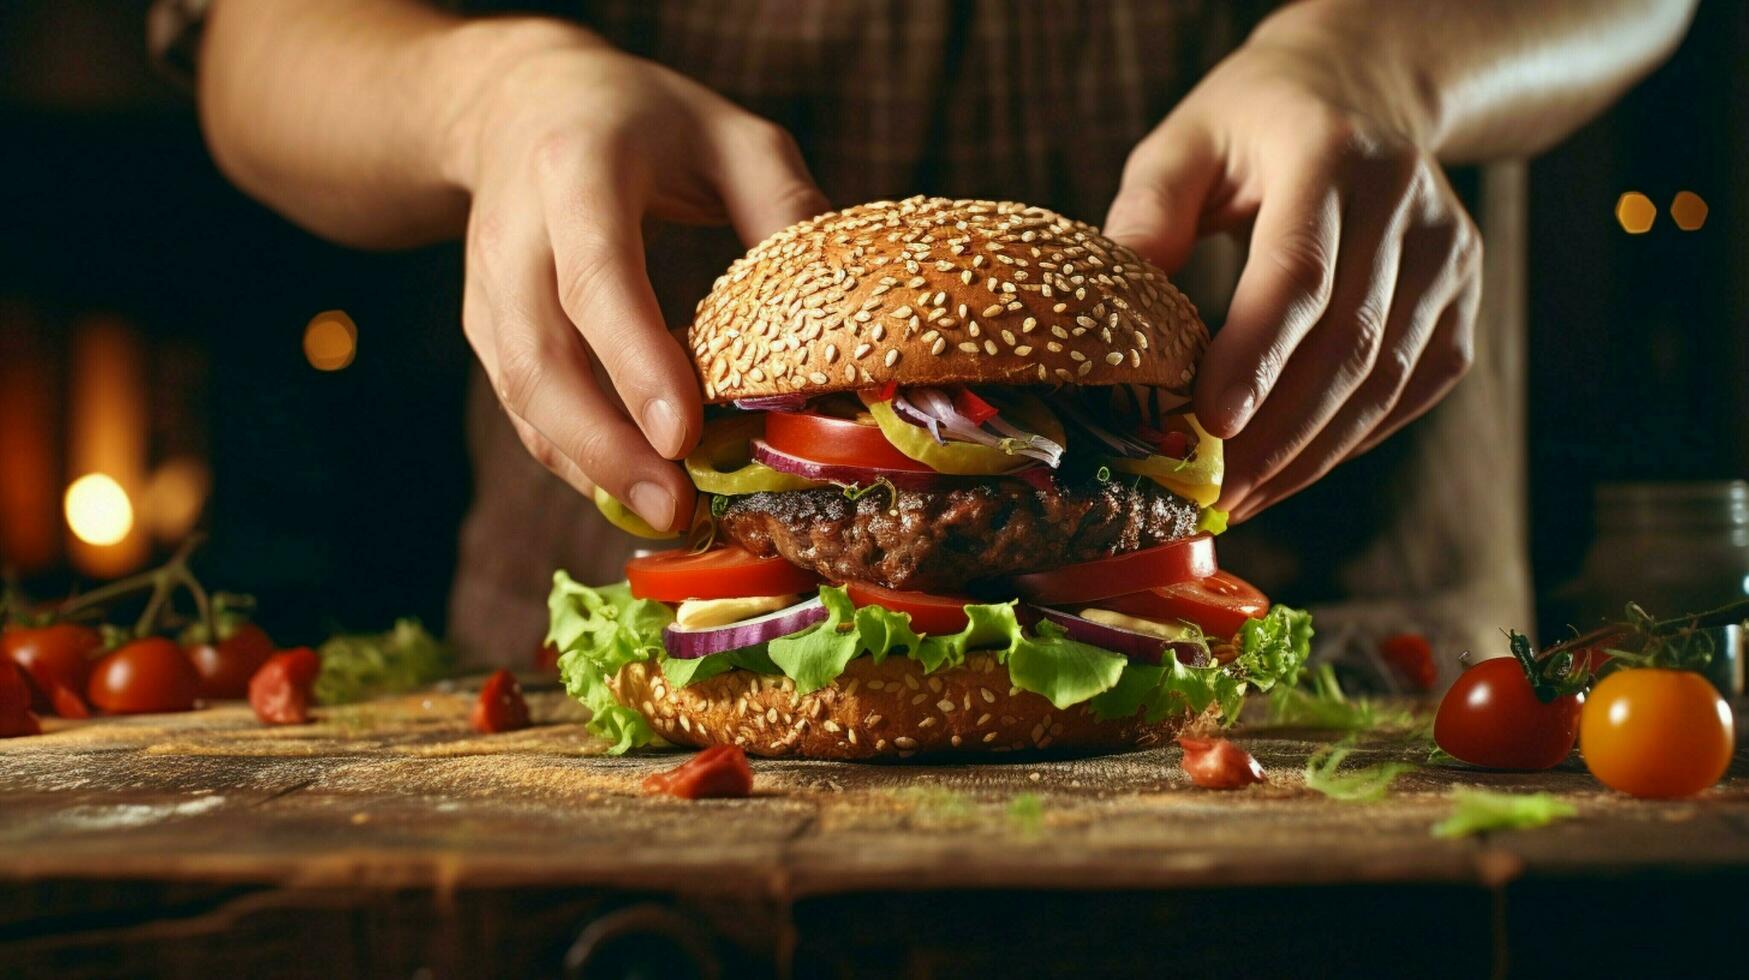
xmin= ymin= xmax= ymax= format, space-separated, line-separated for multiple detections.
xmin=1077 ymin=608 xmax=1194 ymax=640
xmin=674 ymin=594 xmax=800 ymax=630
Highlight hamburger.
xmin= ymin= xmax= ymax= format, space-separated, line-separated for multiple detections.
xmin=550 ymin=196 xmax=1311 ymax=759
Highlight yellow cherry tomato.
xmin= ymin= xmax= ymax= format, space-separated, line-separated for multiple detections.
xmin=1580 ymin=668 xmax=1734 ymax=798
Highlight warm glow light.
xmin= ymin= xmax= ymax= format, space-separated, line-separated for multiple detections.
xmin=1670 ymin=190 xmax=1708 ymax=231
xmin=304 ymin=310 xmax=358 ymax=371
xmin=142 ymin=456 xmax=211 ymax=542
xmin=65 ymin=473 xmax=134 ymax=546
xmin=1614 ymin=191 xmax=1656 ymax=234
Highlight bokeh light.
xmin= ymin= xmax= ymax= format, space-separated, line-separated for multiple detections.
xmin=1614 ymin=191 xmax=1656 ymax=234
xmin=141 ymin=456 xmax=212 ymax=543
xmin=303 ymin=310 xmax=358 ymax=371
xmin=1670 ymin=190 xmax=1708 ymax=231
xmin=65 ymin=473 xmax=134 ymax=546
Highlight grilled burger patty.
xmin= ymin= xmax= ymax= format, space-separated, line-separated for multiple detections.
xmin=717 ymin=478 xmax=1199 ymax=593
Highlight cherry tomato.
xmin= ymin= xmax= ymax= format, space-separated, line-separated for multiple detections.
xmin=1178 ymin=737 xmax=1266 ymax=789
xmin=186 ymin=622 xmax=277 ymax=700
xmin=1580 ymin=668 xmax=1733 ymax=798
xmin=0 ymin=659 xmax=42 ymax=737
xmin=1095 ymin=570 xmax=1269 ymax=638
xmin=248 ymin=647 xmax=321 ymax=725
xmin=845 ymin=581 xmax=974 ymax=634
xmin=1012 ymin=534 xmax=1217 ymax=606
xmin=2 ymin=624 xmax=102 ymax=714
xmin=1378 ymin=632 xmax=1438 ymax=692
xmin=626 ymin=546 xmax=820 ymax=603
xmin=764 ymin=411 xmax=930 ymax=471
xmin=87 ymin=637 xmax=199 ymax=714
xmin=642 ymin=745 xmax=754 ymax=799
xmin=1434 ymin=657 xmax=1581 ymax=770
xmin=472 ymin=668 xmax=531 ymax=734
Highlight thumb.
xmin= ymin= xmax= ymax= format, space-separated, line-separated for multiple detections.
xmin=712 ymin=117 xmax=833 ymax=246
xmin=1103 ymin=124 xmax=1219 ymax=273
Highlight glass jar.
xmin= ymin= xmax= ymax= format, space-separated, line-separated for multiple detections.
xmin=1559 ymin=481 xmax=1749 ymax=697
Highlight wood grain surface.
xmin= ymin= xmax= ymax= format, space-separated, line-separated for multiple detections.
xmin=3 ymin=682 xmax=1746 ymax=977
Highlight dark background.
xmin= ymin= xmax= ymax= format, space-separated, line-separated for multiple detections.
xmin=1 ymin=1 xmax=1745 ymax=649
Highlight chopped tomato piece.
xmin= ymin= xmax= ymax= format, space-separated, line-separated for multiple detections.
xmin=1012 ymin=534 xmax=1217 ymax=606
xmin=1378 ymin=632 xmax=1438 ymax=691
xmin=1178 ymin=737 xmax=1266 ymax=789
xmin=1097 ymin=570 xmax=1269 ymax=639
xmin=0 ymin=660 xmax=42 ymax=738
xmin=626 ymin=546 xmax=819 ymax=603
xmin=471 ymin=668 xmax=531 ymax=733
xmin=952 ymin=387 xmax=999 ymax=426
xmin=845 ymin=581 xmax=974 ymax=634
xmin=643 ymin=745 xmax=755 ymax=799
xmin=248 ymin=647 xmax=321 ymax=725
xmin=2 ymin=624 xmax=102 ymax=714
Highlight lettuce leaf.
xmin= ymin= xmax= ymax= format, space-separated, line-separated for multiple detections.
xmin=547 ymin=573 xmax=670 ymax=752
xmin=1430 ymin=789 xmax=1576 ymax=838
xmin=547 ymin=574 xmax=1314 ymax=755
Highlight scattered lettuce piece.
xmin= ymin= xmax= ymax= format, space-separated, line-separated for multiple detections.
xmin=1266 ymin=663 xmax=1424 ymax=732
xmin=1302 ymin=745 xmax=1418 ymax=802
xmin=1196 ymin=507 xmax=1229 ymax=535
xmin=1007 ymin=793 xmax=1046 ymax=835
xmin=1431 ymin=789 xmax=1577 ymax=838
xmin=314 ymin=618 xmax=454 ymax=706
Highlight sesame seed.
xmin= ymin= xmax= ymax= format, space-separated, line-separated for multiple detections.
xmin=1077 ymin=361 xmax=1092 ymax=376
xmin=825 ymin=344 xmax=839 ymax=363
xmin=961 ymin=270 xmax=975 ymax=284
xmin=904 ymin=674 xmax=920 ymax=690
xmin=885 ymin=349 xmax=901 ymax=367
xmin=1053 ymin=303 xmax=1068 ymax=313
xmin=932 ymin=291 xmax=946 ymax=307
xmin=808 ymin=371 xmax=829 ymax=385
xmin=1022 ymin=317 xmax=1038 ymax=333
xmin=890 ymin=306 xmax=913 ymax=319
xmin=931 ymin=337 xmax=947 ymax=355
xmin=1069 ymin=350 xmax=1087 ymax=362
xmin=894 ymin=736 xmax=919 ymax=749
xmin=984 ymin=340 xmax=997 ymax=354
xmin=983 ymin=731 xmax=998 ymax=743
xmin=968 ymin=321 xmax=981 ymax=337
xmin=911 ymin=694 xmax=927 ymax=705
xmin=1014 ymin=345 xmax=1033 ymax=356
xmin=866 ymin=713 xmax=883 ymax=727
xmin=958 ymin=341 xmax=980 ymax=354
xmin=918 ymin=717 xmax=937 ymax=728
xmin=982 ymin=304 xmax=1003 ymax=317
xmin=907 ymin=277 xmax=926 ymax=288
xmin=1001 ymin=330 xmax=1016 ymax=345
xmin=854 ymin=343 xmax=872 ymax=358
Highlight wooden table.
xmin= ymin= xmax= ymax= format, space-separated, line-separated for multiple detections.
xmin=3 ymin=685 xmax=1746 ymax=978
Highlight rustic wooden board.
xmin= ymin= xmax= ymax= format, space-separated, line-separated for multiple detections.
xmin=2 ymin=683 xmax=1746 ymax=977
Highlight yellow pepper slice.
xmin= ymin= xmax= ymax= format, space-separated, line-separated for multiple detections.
xmin=1108 ymin=414 xmax=1224 ymax=506
xmin=861 ymin=393 xmax=1067 ymax=475
xmin=684 ymin=415 xmax=825 ymax=494
xmin=591 ymin=485 xmax=679 ymax=540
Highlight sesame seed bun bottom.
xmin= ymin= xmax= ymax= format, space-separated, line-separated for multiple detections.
xmin=609 ymin=654 xmax=1213 ymax=760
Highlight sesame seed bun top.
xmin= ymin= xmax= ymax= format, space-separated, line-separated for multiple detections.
xmin=688 ymin=196 xmax=1208 ymax=403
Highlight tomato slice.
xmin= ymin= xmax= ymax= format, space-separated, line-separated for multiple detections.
xmin=845 ymin=581 xmax=974 ymax=634
xmin=1096 ymin=570 xmax=1269 ymax=638
xmin=626 ymin=546 xmax=820 ymax=602
xmin=1012 ymin=534 xmax=1217 ymax=606
xmin=764 ymin=411 xmax=930 ymax=472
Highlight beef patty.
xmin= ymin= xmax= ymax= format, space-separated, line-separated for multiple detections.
xmin=717 ymin=478 xmax=1199 ymax=593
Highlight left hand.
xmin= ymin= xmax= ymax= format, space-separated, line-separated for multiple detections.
xmin=1105 ymin=39 xmax=1482 ymax=523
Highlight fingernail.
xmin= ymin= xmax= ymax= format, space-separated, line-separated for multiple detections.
xmin=642 ymin=398 xmax=686 ymax=458
xmin=1217 ymin=385 xmax=1257 ymax=434
xmin=628 ymin=481 xmax=675 ymax=531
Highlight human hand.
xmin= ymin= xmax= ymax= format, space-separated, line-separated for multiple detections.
xmin=444 ymin=23 xmax=829 ymax=530
xmin=1105 ymin=36 xmax=1481 ymax=523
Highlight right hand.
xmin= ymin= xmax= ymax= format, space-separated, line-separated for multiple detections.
xmin=444 ymin=23 xmax=829 ymax=531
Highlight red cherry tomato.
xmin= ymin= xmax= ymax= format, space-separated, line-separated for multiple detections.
xmin=626 ymin=546 xmax=820 ymax=603
xmin=1434 ymin=657 xmax=1581 ymax=770
xmin=0 ymin=660 xmax=42 ymax=737
xmin=1096 ymin=570 xmax=1270 ymax=638
xmin=642 ymin=745 xmax=755 ymax=799
xmin=471 ymin=668 xmax=531 ymax=734
xmin=248 ymin=647 xmax=322 ymax=725
xmin=87 ymin=637 xmax=199 ymax=714
xmin=1012 ymin=534 xmax=1217 ymax=606
xmin=845 ymin=581 xmax=973 ymax=634
xmin=2 ymin=624 xmax=102 ymax=714
xmin=186 ymin=622 xmax=277 ymax=701
xmin=1178 ymin=737 xmax=1266 ymax=789
xmin=1378 ymin=632 xmax=1438 ymax=692
xmin=764 ymin=411 xmax=930 ymax=471
xmin=1580 ymin=668 xmax=1734 ymax=798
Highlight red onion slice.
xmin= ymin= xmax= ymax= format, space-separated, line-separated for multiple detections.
xmin=1032 ymin=607 xmax=1212 ymax=667
xmin=733 ymin=394 xmax=809 ymax=412
xmin=662 ymin=596 xmax=828 ymax=659
xmin=751 ymin=439 xmax=963 ymax=490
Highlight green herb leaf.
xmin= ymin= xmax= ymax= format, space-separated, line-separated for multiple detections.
xmin=313 ymin=618 xmax=454 ymax=706
xmin=1430 ymin=789 xmax=1576 ymax=838
xmin=1303 ymin=745 xmax=1418 ymax=802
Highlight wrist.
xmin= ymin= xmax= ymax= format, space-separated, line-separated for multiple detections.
xmin=427 ymin=17 xmax=607 ymax=192
xmin=1245 ymin=1 xmax=1445 ymax=153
